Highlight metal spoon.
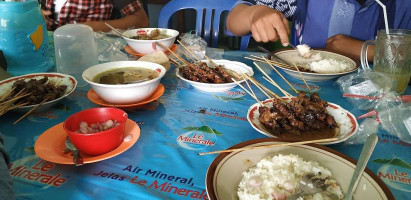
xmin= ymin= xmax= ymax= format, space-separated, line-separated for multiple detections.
xmin=257 ymin=45 xmax=290 ymax=65
xmin=344 ymin=134 xmax=378 ymax=200
xmin=287 ymin=173 xmax=331 ymax=200
xmin=65 ymin=136 xmax=84 ymax=166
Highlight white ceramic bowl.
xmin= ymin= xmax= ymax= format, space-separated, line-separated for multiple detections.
xmin=270 ymin=49 xmax=359 ymax=82
xmin=82 ymin=61 xmax=166 ymax=104
xmin=0 ymin=73 xmax=77 ymax=112
xmin=206 ymin=138 xmax=394 ymax=200
xmin=247 ymin=98 xmax=359 ymax=145
xmin=122 ymin=28 xmax=179 ymax=55
xmin=176 ymin=59 xmax=254 ymax=92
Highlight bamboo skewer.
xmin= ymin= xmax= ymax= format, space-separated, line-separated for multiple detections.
xmin=13 ymin=97 xmax=49 ymax=125
xmin=289 ymin=56 xmax=312 ymax=93
xmin=241 ymin=74 xmax=262 ymax=106
xmin=0 ymin=87 xmax=16 ymax=102
xmin=262 ymin=77 xmax=293 ymax=99
xmin=198 ymin=137 xmax=339 ymax=155
xmin=104 ymin=23 xmax=126 ymax=37
xmin=180 ymin=50 xmax=198 ymax=63
xmin=260 ymin=56 xmax=299 ymax=94
xmin=252 ymin=62 xmax=292 ymax=99
xmin=155 ymin=42 xmax=188 ymax=65
xmin=231 ymin=78 xmax=262 ymax=106
xmin=245 ymin=75 xmax=280 ymax=101
xmin=200 ymin=51 xmax=217 ymax=68
xmin=248 ymin=76 xmax=283 ymax=101
xmin=176 ymin=40 xmax=201 ymax=63
xmin=245 ymin=55 xmax=290 ymax=69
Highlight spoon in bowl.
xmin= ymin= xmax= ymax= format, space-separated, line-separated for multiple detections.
xmin=344 ymin=134 xmax=378 ymax=200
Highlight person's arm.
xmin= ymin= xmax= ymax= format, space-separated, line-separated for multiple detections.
xmin=325 ymin=34 xmax=375 ymax=62
xmin=226 ymin=4 xmax=290 ymax=46
xmin=80 ymin=8 xmax=149 ymax=32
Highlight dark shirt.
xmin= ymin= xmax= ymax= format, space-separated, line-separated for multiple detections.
xmin=0 ymin=133 xmax=15 ymax=200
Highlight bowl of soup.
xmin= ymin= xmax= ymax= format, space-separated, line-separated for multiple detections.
xmin=122 ymin=28 xmax=179 ymax=55
xmin=82 ymin=61 xmax=166 ymax=104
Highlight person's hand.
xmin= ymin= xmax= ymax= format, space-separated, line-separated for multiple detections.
xmin=325 ymin=34 xmax=374 ymax=62
xmin=41 ymin=8 xmax=57 ymax=31
xmin=249 ymin=5 xmax=290 ymax=45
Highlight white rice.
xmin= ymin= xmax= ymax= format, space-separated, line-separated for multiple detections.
xmin=237 ymin=154 xmax=343 ymax=200
xmin=309 ymin=58 xmax=354 ymax=74
xmin=296 ymin=44 xmax=312 ymax=58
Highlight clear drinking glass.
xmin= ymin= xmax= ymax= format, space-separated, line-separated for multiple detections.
xmin=54 ymin=24 xmax=98 ymax=87
xmin=361 ymin=29 xmax=411 ymax=94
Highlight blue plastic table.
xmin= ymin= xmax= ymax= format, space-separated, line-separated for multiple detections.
xmin=1 ymin=48 xmax=410 ymax=200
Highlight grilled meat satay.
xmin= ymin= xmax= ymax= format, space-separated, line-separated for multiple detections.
xmin=271 ymin=99 xmax=305 ymax=131
xmin=214 ymin=65 xmax=234 ymax=83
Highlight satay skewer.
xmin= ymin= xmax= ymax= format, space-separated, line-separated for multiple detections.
xmin=246 ymin=55 xmax=290 ymax=68
xmin=231 ymin=78 xmax=263 ymax=106
xmin=169 ymin=57 xmax=181 ymax=66
xmin=262 ymin=77 xmax=293 ymax=99
xmin=180 ymin=50 xmax=198 ymax=63
xmin=155 ymin=42 xmax=188 ymax=65
xmin=176 ymin=40 xmax=201 ymax=63
xmin=289 ymin=56 xmax=312 ymax=93
xmin=244 ymin=74 xmax=282 ymax=101
xmin=241 ymin=74 xmax=259 ymax=104
xmin=252 ymin=62 xmax=292 ymax=99
xmin=260 ymin=55 xmax=299 ymax=94
xmin=13 ymin=97 xmax=50 ymax=125
xmin=198 ymin=137 xmax=339 ymax=155
xmin=0 ymin=87 xmax=16 ymax=102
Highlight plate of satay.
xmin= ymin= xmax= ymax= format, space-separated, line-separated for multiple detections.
xmin=248 ymin=45 xmax=359 ymax=82
xmin=176 ymin=59 xmax=254 ymax=92
xmin=0 ymin=73 xmax=77 ymax=116
xmin=237 ymin=65 xmax=359 ymax=145
xmin=170 ymin=40 xmax=254 ymax=92
xmin=246 ymin=92 xmax=359 ymax=145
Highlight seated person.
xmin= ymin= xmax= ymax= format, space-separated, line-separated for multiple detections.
xmin=40 ymin=0 xmax=149 ymax=32
xmin=226 ymin=0 xmax=411 ymax=61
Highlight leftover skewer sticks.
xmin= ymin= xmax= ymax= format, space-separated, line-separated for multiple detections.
xmin=198 ymin=137 xmax=339 ymax=155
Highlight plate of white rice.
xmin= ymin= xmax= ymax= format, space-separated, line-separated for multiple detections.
xmin=237 ymin=154 xmax=343 ymax=200
xmin=206 ymin=138 xmax=394 ymax=200
xmin=269 ymin=49 xmax=359 ymax=82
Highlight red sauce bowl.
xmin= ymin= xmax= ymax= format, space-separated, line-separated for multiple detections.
xmin=63 ymin=107 xmax=128 ymax=156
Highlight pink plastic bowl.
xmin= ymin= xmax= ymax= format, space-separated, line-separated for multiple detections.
xmin=63 ymin=107 xmax=128 ymax=156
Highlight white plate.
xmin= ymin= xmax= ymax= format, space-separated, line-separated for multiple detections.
xmin=176 ymin=59 xmax=254 ymax=92
xmin=206 ymin=138 xmax=394 ymax=200
xmin=272 ymin=49 xmax=359 ymax=82
xmin=0 ymin=73 xmax=77 ymax=112
xmin=247 ymin=98 xmax=359 ymax=145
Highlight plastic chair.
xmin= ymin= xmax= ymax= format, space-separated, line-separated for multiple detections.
xmin=158 ymin=0 xmax=250 ymax=51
